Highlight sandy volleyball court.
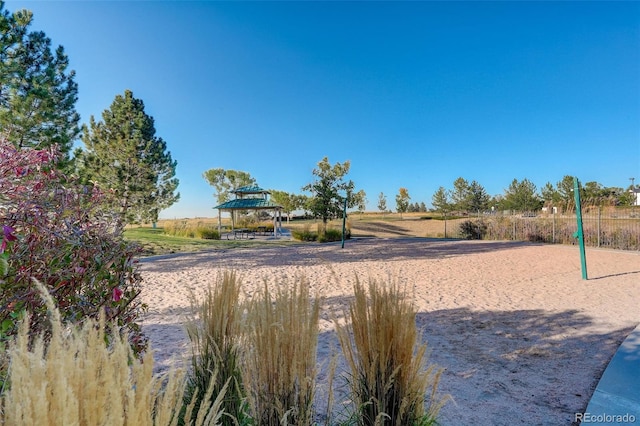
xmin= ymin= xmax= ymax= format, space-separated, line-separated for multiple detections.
xmin=139 ymin=239 xmax=640 ymax=425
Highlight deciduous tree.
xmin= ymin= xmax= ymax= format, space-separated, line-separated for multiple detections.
xmin=78 ymin=90 xmax=179 ymax=224
xmin=352 ymin=189 xmax=367 ymax=215
xmin=377 ymin=192 xmax=387 ymax=214
xmin=270 ymin=190 xmax=304 ymax=223
xmin=203 ymin=168 xmax=256 ymax=204
xmin=395 ymin=187 xmax=410 ymax=218
xmin=302 ymin=157 xmax=355 ymax=227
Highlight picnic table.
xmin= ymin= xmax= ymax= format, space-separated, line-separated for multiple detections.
xmin=225 ymin=228 xmax=255 ymax=240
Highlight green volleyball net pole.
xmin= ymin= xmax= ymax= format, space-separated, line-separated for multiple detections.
xmin=573 ymin=177 xmax=588 ymax=280
xmin=342 ymin=196 xmax=347 ymax=249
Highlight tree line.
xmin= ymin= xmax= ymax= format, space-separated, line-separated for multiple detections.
xmin=203 ymin=161 xmax=637 ymax=225
xmin=0 ymin=3 xmax=179 ymax=224
xmin=430 ymin=176 xmax=636 ymax=215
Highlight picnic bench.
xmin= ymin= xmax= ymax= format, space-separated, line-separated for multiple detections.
xmin=225 ymin=228 xmax=256 ymax=240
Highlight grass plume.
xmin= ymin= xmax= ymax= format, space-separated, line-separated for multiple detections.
xmin=242 ymin=278 xmax=320 ymax=426
xmin=184 ymin=271 xmax=247 ymax=425
xmin=0 ymin=279 xmax=224 ymax=426
xmin=335 ymin=278 xmax=447 ymax=426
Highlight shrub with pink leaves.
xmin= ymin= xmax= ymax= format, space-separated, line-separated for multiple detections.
xmin=0 ymin=139 xmax=147 ymax=357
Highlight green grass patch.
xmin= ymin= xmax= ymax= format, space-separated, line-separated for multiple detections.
xmin=124 ymin=227 xmax=294 ymax=257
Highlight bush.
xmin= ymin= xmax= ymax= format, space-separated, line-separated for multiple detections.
xmin=0 ymin=141 xmax=147 ymax=362
xmin=163 ymin=221 xmax=221 ymax=240
xmin=318 ymin=228 xmax=344 ymax=243
xmin=459 ymin=220 xmax=487 ymax=240
xmin=292 ymin=225 xmax=318 ymax=242
xmin=195 ymin=227 xmax=220 ymax=240
xmin=292 ymin=224 xmax=350 ymax=243
xmin=335 ymin=278 xmax=447 ymax=425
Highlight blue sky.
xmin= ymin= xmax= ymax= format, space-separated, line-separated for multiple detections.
xmin=6 ymin=1 xmax=640 ymax=218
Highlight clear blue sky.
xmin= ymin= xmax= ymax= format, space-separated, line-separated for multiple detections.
xmin=6 ymin=1 xmax=640 ymax=218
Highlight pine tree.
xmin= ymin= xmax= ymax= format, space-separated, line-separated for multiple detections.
xmin=0 ymin=3 xmax=80 ymax=162
xmin=502 ymin=178 xmax=542 ymax=212
xmin=78 ymin=90 xmax=179 ymax=224
xmin=432 ymin=186 xmax=450 ymax=214
xmin=468 ymin=180 xmax=490 ymax=212
xmin=451 ymin=177 xmax=470 ymax=212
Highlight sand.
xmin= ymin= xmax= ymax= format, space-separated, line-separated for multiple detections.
xmin=138 ymin=239 xmax=640 ymax=425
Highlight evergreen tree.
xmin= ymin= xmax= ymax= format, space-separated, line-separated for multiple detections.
xmin=556 ymin=175 xmax=576 ymax=212
xmin=78 ymin=90 xmax=179 ymax=224
xmin=451 ymin=177 xmax=470 ymax=212
xmin=502 ymin=178 xmax=542 ymax=212
xmin=0 ymin=3 xmax=80 ymax=162
xmin=431 ymin=186 xmax=451 ymax=214
xmin=468 ymin=180 xmax=490 ymax=212
xmin=541 ymin=182 xmax=560 ymax=207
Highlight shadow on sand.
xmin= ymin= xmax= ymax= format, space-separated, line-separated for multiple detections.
xmin=143 ymin=297 xmax=634 ymax=426
xmin=317 ymin=304 xmax=633 ymax=426
xmin=139 ymin=238 xmax=534 ymax=272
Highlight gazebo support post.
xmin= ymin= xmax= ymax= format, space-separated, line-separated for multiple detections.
xmin=273 ymin=211 xmax=277 ymax=237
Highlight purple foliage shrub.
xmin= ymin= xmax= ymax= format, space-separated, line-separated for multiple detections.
xmin=0 ymin=139 xmax=147 ymax=355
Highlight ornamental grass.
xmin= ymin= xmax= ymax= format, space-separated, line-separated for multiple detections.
xmin=183 ymin=271 xmax=247 ymax=425
xmin=0 ymin=279 xmax=225 ymax=426
xmin=335 ymin=278 xmax=447 ymax=426
xmin=242 ymin=278 xmax=320 ymax=426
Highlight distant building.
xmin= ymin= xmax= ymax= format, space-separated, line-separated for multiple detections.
xmin=631 ymin=188 xmax=640 ymax=206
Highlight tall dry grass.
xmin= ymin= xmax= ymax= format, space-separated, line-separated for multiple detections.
xmin=163 ymin=221 xmax=220 ymax=240
xmin=1 ymin=275 xmax=449 ymax=425
xmin=242 ymin=279 xmax=320 ymax=426
xmin=0 ymin=279 xmax=225 ymax=426
xmin=335 ymin=278 xmax=447 ymax=426
xmin=184 ymin=271 xmax=247 ymax=425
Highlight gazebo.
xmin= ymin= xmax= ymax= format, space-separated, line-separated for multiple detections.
xmin=213 ymin=185 xmax=283 ymax=236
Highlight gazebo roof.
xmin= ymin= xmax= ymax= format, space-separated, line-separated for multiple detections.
xmin=233 ymin=185 xmax=270 ymax=195
xmin=213 ymin=198 xmax=282 ymax=210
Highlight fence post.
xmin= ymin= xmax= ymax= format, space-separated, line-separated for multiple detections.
xmin=552 ymin=210 xmax=556 ymax=244
xmin=597 ymin=207 xmax=601 ymax=248
xmin=512 ymin=216 xmax=516 ymax=241
xmin=444 ymin=212 xmax=447 ymax=239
